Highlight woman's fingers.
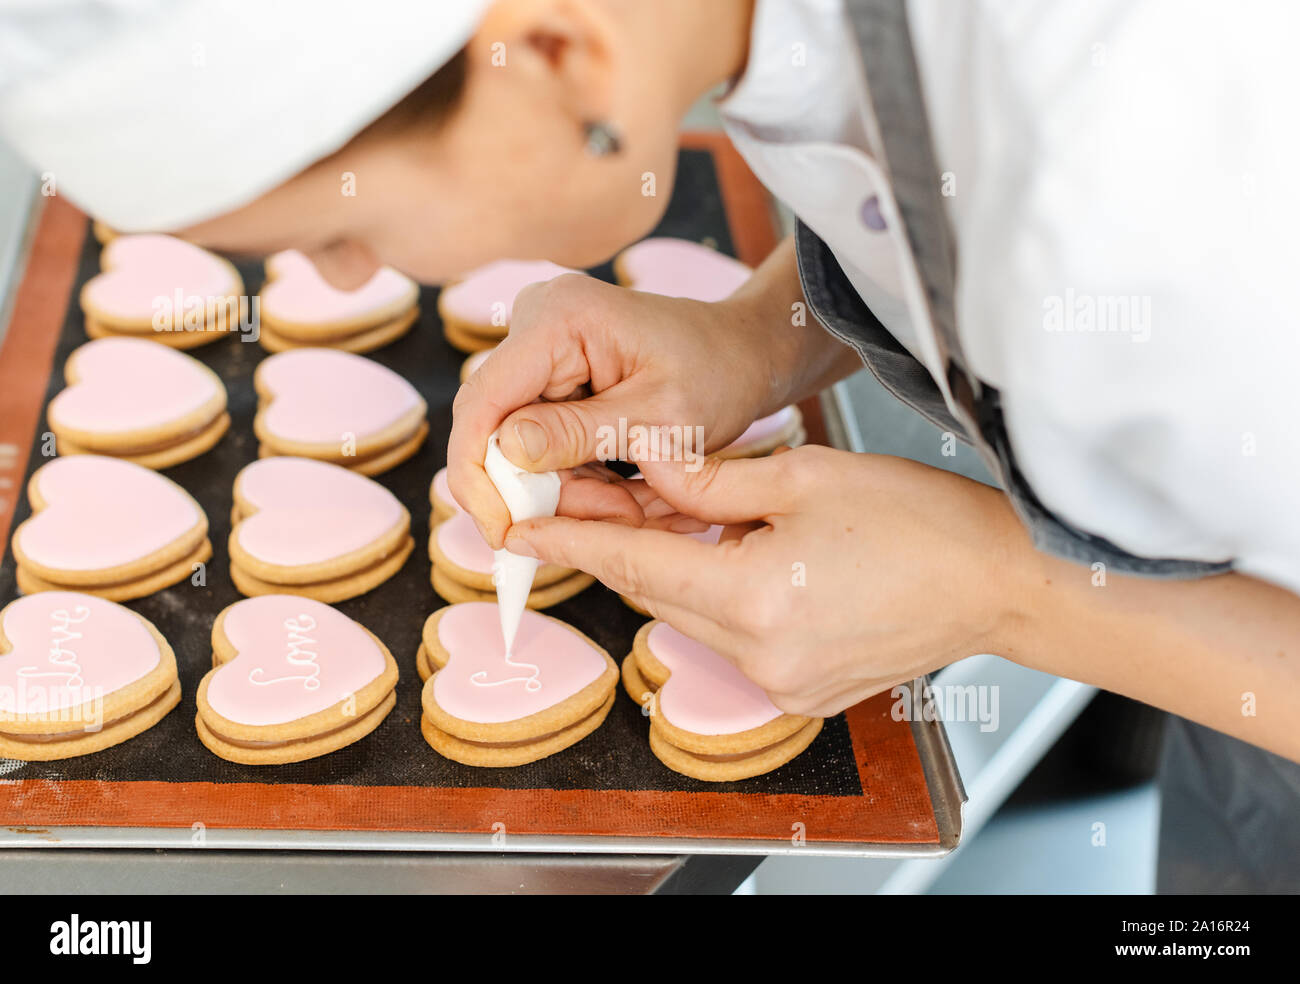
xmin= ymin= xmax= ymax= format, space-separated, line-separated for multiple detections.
xmin=497 ymin=386 xmax=687 ymax=474
xmin=570 ymin=461 xmax=625 ymax=483
xmin=636 ymin=447 xmax=809 ymax=525
xmin=769 ymin=674 xmax=917 ymax=720
xmin=717 ymin=520 xmax=764 ymax=543
xmin=555 ymin=475 xmax=644 ymax=526
xmin=620 ymin=476 xmax=707 ymax=524
xmin=620 ymin=595 xmax=732 ymax=660
xmin=505 ymin=515 xmax=738 ymax=616
xmin=616 ymin=477 xmax=767 ymax=536
xmin=448 ymin=340 xmax=565 ymax=547
xmin=447 ymin=283 xmax=611 ymax=546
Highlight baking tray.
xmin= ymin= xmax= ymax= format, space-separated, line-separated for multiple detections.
xmin=0 ymin=133 xmax=964 ymax=856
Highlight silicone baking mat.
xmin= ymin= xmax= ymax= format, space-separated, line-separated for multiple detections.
xmin=0 ymin=134 xmax=943 ymax=851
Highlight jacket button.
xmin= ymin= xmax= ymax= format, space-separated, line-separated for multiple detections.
xmin=860 ymin=194 xmax=887 ymax=231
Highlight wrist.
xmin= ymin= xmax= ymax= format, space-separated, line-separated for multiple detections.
xmin=971 ymin=489 xmax=1054 ymax=665
xmin=724 ymin=236 xmax=833 ymax=412
xmin=713 ymin=289 xmax=801 ymax=414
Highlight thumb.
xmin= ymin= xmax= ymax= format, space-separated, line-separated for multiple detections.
xmin=498 ymin=390 xmax=644 ymax=471
xmin=636 ymin=447 xmax=806 ymax=525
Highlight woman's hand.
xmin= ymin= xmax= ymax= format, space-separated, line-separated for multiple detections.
xmin=502 ymin=445 xmax=1035 ymax=717
xmin=448 ymin=274 xmax=782 ymax=547
xmin=447 ymin=238 xmax=860 ymax=547
xmin=486 ymin=441 xmax=1300 ymax=766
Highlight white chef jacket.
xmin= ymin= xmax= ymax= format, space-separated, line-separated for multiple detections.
xmin=720 ymin=0 xmax=1300 ymax=595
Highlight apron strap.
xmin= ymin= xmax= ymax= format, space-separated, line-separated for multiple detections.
xmin=843 ymin=0 xmax=982 ymax=420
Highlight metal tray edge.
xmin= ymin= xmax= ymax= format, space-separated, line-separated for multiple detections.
xmin=0 ymin=824 xmax=952 ymax=859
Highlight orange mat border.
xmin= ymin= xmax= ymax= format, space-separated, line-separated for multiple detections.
xmin=0 ymin=196 xmax=86 ymax=555
xmin=2 ymin=694 xmax=936 ymax=843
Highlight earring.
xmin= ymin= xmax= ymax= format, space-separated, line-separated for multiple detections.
xmin=583 ymin=120 xmax=623 ymax=157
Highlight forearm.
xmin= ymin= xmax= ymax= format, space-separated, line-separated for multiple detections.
xmin=1005 ymin=526 xmax=1300 ymax=763
xmin=727 ymin=237 xmax=862 ymax=415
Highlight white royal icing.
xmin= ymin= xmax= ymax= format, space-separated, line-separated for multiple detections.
xmin=483 ymin=429 xmax=561 ymax=657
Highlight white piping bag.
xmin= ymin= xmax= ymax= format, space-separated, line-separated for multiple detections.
xmin=483 ymin=428 xmax=561 ymax=654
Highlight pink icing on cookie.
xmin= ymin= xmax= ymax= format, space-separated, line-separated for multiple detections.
xmin=435 ymin=511 xmax=495 ymax=572
xmin=431 ymin=467 xmax=464 ymax=513
xmin=49 ymin=337 xmax=220 ymax=434
xmin=648 ymin=622 xmax=781 ymax=735
xmin=17 ymin=456 xmax=201 ymax=572
xmin=439 ymin=260 xmax=578 ymax=326
xmin=206 ymin=596 xmax=386 ymax=726
xmin=434 ymin=512 xmax=564 ymax=579
xmin=0 ymin=592 xmax=162 ymax=713
xmin=235 ymin=457 xmax=404 ymax=566
xmin=262 ymin=249 xmax=417 ymax=323
xmin=257 ymin=349 xmax=423 ymax=444
xmin=618 ymin=238 xmax=751 ymax=302
xmin=83 ymin=234 xmax=238 ymax=321
xmin=433 ymin=602 xmax=607 ymax=723
xmin=725 ymin=406 xmax=798 ymax=450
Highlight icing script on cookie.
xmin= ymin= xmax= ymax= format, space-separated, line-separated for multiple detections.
xmin=469 ymin=652 xmax=542 ymax=693
xmin=17 ymin=606 xmax=90 ymax=688
xmin=248 ymin=615 xmax=321 ymax=690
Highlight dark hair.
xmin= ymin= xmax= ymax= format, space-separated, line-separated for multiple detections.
xmin=363 ymin=46 xmax=470 ymax=137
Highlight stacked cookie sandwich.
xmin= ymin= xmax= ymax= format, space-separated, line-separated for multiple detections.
xmin=623 ymin=620 xmax=823 ymax=781
xmin=11 ymin=456 xmax=211 ymax=602
xmin=47 ymin=337 xmax=230 ymax=468
xmin=229 ymin=457 xmax=413 ymax=603
xmin=0 ymin=592 xmax=181 ymax=760
xmin=437 ymin=259 xmax=578 ymax=353
xmin=80 ymin=234 xmax=244 ymax=349
xmin=257 ymin=249 xmax=420 ymax=354
xmin=417 ymin=603 xmax=618 ymax=766
xmin=253 ymin=348 xmax=428 ymax=476
xmin=196 ymin=596 xmax=398 ymax=764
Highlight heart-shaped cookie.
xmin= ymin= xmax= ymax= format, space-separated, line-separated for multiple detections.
xmin=48 ymin=337 xmax=229 ymax=468
xmin=0 ymin=592 xmax=180 ymax=759
xmin=253 ymin=349 xmax=427 ymax=473
xmin=437 ymin=259 xmax=581 ymax=352
xmin=614 ymin=238 xmax=752 ymax=301
xmin=626 ymin=620 xmax=822 ymax=782
xmin=196 ymin=595 xmax=398 ymax=764
xmin=229 ymin=457 xmax=412 ymax=599
xmin=262 ymin=249 xmax=418 ymax=328
xmin=258 ymin=249 xmax=419 ymax=352
xmin=418 ymin=603 xmax=617 ymax=766
xmin=647 ymin=622 xmax=784 ymax=735
xmin=80 ymin=234 xmax=243 ymax=338
xmin=13 ymin=455 xmax=209 ymax=597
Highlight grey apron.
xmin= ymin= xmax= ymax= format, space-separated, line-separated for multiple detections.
xmin=806 ymin=0 xmax=1300 ymax=892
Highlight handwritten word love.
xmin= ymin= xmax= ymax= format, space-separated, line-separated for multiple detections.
xmin=248 ymin=615 xmax=321 ymax=690
xmin=17 ymin=606 xmax=90 ymax=689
